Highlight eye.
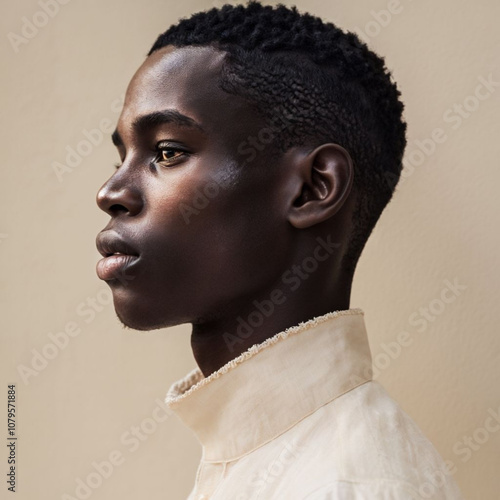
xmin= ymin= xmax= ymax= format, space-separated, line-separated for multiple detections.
xmin=156 ymin=145 xmax=189 ymax=166
xmin=114 ymin=162 xmax=122 ymax=170
xmin=161 ymin=148 xmax=184 ymax=161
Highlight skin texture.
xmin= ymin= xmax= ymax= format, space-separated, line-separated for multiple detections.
xmin=96 ymin=45 xmax=357 ymax=377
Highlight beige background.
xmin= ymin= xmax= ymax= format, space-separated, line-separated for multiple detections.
xmin=1 ymin=0 xmax=499 ymax=498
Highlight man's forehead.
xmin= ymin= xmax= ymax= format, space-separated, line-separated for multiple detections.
xmin=121 ymin=45 xmax=228 ymax=122
xmin=117 ymin=44 xmax=266 ymax=145
xmin=133 ymin=45 xmax=226 ymax=88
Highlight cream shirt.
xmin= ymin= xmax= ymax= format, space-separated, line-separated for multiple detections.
xmin=165 ymin=309 xmax=464 ymax=499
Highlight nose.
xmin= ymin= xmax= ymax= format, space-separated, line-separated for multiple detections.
xmin=96 ymin=173 xmax=143 ymax=217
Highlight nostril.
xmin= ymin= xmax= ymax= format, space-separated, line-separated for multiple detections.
xmin=109 ymin=203 xmax=129 ymax=214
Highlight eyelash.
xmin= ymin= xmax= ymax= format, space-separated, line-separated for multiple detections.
xmin=114 ymin=144 xmax=189 ymax=170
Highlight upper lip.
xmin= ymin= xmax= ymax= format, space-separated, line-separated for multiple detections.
xmin=96 ymin=231 xmax=139 ymax=258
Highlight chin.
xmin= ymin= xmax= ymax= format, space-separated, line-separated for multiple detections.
xmin=112 ymin=296 xmax=187 ymax=331
xmin=116 ymin=315 xmax=161 ymax=331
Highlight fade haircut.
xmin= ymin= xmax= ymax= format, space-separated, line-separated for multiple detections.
xmin=148 ymin=0 xmax=407 ymax=276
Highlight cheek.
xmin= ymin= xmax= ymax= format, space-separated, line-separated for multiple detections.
xmin=139 ymin=165 xmax=287 ymax=296
xmin=183 ymin=185 xmax=285 ymax=289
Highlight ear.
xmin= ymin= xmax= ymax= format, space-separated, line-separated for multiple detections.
xmin=287 ymin=144 xmax=354 ymax=229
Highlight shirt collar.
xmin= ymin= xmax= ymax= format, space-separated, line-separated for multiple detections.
xmin=165 ymin=308 xmax=372 ymax=462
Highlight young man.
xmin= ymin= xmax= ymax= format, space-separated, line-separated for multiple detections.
xmin=96 ymin=2 xmax=463 ymax=498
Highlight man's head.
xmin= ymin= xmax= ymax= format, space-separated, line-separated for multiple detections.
xmin=96 ymin=1 xmax=406 ymax=331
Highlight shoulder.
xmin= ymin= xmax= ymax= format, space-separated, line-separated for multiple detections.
xmin=282 ymin=381 xmax=463 ymax=499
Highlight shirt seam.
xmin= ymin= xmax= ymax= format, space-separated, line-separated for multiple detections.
xmin=208 ymin=461 xmax=227 ymax=498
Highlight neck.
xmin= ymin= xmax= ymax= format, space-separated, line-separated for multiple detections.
xmin=190 ymin=273 xmax=352 ymax=377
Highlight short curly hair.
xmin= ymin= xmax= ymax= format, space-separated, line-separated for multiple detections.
xmin=148 ymin=0 xmax=407 ymax=276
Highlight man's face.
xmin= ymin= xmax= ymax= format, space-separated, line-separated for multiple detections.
xmin=96 ymin=45 xmax=293 ymax=330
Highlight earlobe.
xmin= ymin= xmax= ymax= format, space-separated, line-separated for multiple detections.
xmin=287 ymin=143 xmax=354 ymax=229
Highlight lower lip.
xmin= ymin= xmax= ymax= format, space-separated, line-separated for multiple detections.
xmin=96 ymin=254 xmax=139 ymax=281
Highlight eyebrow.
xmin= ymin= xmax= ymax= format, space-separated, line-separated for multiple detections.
xmin=111 ymin=109 xmax=206 ymax=147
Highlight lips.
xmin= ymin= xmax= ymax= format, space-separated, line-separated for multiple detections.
xmin=96 ymin=231 xmax=140 ymax=282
